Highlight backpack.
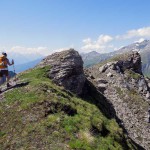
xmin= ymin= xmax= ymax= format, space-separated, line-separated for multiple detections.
xmin=0 ymin=55 xmax=7 ymax=69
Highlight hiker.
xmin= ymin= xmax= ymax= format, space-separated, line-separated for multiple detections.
xmin=0 ymin=52 xmax=14 ymax=88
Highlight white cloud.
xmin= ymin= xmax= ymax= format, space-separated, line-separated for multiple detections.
xmin=81 ymin=34 xmax=113 ymax=53
xmin=97 ymin=35 xmax=113 ymax=44
xmin=116 ymin=27 xmax=150 ymax=39
xmin=0 ymin=46 xmax=70 ymax=65
xmin=81 ymin=26 xmax=150 ymax=53
xmin=0 ymin=46 xmax=74 ymax=59
xmin=8 ymin=46 xmax=51 ymax=56
xmin=83 ymin=38 xmax=92 ymax=44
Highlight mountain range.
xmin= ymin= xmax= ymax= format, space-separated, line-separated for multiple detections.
xmin=8 ymin=58 xmax=43 ymax=73
xmin=14 ymin=58 xmax=43 ymax=73
xmin=7 ymin=52 xmax=44 ymax=65
xmin=81 ymin=40 xmax=150 ymax=76
xmin=7 ymin=40 xmax=150 ymax=76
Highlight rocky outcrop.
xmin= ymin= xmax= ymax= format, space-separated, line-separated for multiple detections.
xmin=86 ymin=51 xmax=150 ymax=150
xmin=37 ymin=49 xmax=149 ymax=149
xmin=119 ymin=51 xmax=142 ymax=74
xmin=37 ymin=49 xmax=86 ymax=95
xmin=99 ymin=51 xmax=142 ymax=74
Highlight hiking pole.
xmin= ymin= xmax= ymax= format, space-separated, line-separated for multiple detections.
xmin=12 ymin=60 xmax=17 ymax=83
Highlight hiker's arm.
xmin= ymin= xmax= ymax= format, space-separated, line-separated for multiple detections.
xmin=7 ymin=59 xmax=14 ymax=66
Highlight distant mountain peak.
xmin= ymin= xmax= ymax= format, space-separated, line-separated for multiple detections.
xmin=89 ymin=50 xmax=99 ymax=54
xmin=135 ymin=39 xmax=149 ymax=44
xmin=141 ymin=39 xmax=149 ymax=43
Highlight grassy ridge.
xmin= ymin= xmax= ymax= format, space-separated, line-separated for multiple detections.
xmin=0 ymin=66 xmax=139 ymax=150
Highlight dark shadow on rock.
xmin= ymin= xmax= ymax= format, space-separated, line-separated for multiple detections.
xmin=80 ymin=79 xmax=145 ymax=150
xmin=81 ymin=79 xmax=117 ymax=119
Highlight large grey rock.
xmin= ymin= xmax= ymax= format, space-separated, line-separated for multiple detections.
xmin=37 ymin=49 xmax=86 ymax=95
xmin=116 ymin=51 xmax=142 ymax=74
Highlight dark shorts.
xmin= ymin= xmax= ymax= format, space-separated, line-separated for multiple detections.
xmin=0 ymin=70 xmax=9 ymax=77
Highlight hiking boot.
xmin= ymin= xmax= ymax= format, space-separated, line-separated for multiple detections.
xmin=7 ymin=83 xmax=11 ymax=88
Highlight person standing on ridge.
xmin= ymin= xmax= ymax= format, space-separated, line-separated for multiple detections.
xmin=0 ymin=52 xmax=14 ymax=88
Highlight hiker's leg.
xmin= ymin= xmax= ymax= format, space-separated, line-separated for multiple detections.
xmin=0 ymin=71 xmax=3 ymax=85
xmin=0 ymin=77 xmax=3 ymax=85
xmin=6 ymin=75 xmax=11 ymax=87
xmin=5 ymin=71 xmax=11 ymax=87
xmin=6 ymin=75 xmax=10 ymax=83
xmin=0 ymin=71 xmax=3 ymax=92
xmin=5 ymin=70 xmax=9 ymax=82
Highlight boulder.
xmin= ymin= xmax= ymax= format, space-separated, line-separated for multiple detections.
xmin=99 ymin=65 xmax=108 ymax=73
xmin=37 ymin=49 xmax=86 ymax=95
xmin=116 ymin=51 xmax=142 ymax=74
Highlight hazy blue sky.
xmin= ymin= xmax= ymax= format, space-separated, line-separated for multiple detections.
xmin=0 ymin=0 xmax=150 ymax=57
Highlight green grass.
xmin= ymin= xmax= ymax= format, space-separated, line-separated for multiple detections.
xmin=0 ymin=66 xmax=140 ymax=150
xmin=125 ymin=70 xmax=142 ymax=80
